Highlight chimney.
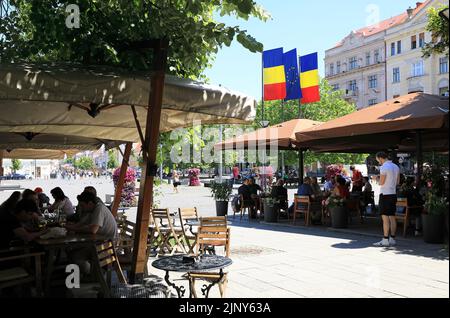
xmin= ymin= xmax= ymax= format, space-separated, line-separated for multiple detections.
xmin=407 ymin=6 xmax=414 ymax=18
xmin=416 ymin=2 xmax=423 ymax=9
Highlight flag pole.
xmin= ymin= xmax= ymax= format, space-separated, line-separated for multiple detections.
xmin=298 ymin=52 xmax=304 ymax=185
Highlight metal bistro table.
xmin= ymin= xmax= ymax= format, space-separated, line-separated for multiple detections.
xmin=151 ymin=254 xmax=232 ymax=298
xmin=34 ymin=234 xmax=108 ymax=295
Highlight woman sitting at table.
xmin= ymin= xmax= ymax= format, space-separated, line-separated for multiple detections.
xmin=49 ymin=187 xmax=75 ymax=216
xmin=323 ymin=177 xmax=350 ymax=212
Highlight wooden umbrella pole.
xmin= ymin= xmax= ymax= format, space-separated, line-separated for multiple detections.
xmin=111 ymin=143 xmax=132 ymax=217
xmin=130 ymin=39 xmax=168 ymax=283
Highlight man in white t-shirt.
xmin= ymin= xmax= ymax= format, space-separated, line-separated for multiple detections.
xmin=374 ymin=151 xmax=400 ymax=247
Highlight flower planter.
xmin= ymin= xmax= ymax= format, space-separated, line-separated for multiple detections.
xmin=215 ymin=201 xmax=229 ymax=216
xmin=331 ymin=206 xmax=348 ymax=228
xmin=422 ymin=214 xmax=445 ymax=244
xmin=263 ymin=202 xmax=279 ymax=223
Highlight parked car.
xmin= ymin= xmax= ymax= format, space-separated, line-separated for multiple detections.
xmin=10 ymin=173 xmax=26 ymax=180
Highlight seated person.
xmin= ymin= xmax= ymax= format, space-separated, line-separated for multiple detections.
xmin=22 ymin=189 xmax=40 ymax=214
xmin=49 ymin=187 xmax=75 ymax=216
xmin=248 ymin=177 xmax=262 ymax=212
xmin=323 ymin=178 xmax=335 ymax=194
xmin=0 ymin=199 xmax=48 ymax=250
xmin=65 ymin=191 xmax=118 ymax=275
xmin=70 ymin=186 xmax=104 ymax=223
xmin=237 ymin=178 xmax=256 ymax=216
xmin=34 ymin=187 xmax=50 ymax=211
xmin=363 ymin=177 xmax=372 ymax=193
xmin=0 ymin=191 xmax=21 ymax=216
xmin=324 ymin=177 xmax=350 ymax=212
xmin=310 ymin=177 xmax=322 ymax=198
xmin=398 ymin=177 xmax=424 ymax=236
xmin=297 ymin=177 xmax=315 ymax=199
xmin=271 ymin=179 xmax=288 ymax=210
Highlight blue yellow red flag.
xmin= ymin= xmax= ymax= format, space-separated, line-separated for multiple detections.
xmin=299 ymin=52 xmax=320 ymax=104
xmin=263 ymin=48 xmax=286 ymax=101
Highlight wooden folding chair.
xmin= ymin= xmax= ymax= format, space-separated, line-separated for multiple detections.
xmin=293 ymin=195 xmax=311 ymax=226
xmin=0 ymin=248 xmax=44 ymax=297
xmin=188 ymin=225 xmax=230 ymax=298
xmin=234 ymin=194 xmax=250 ymax=221
xmin=178 ymin=207 xmax=199 ymax=254
xmin=151 ymin=208 xmax=187 ymax=255
xmin=395 ymin=198 xmax=423 ymax=237
xmin=347 ymin=195 xmax=363 ymax=224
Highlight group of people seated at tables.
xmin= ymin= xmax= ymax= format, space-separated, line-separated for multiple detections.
xmin=0 ymin=186 xmax=118 ymax=279
xmin=231 ymin=164 xmax=374 ymax=223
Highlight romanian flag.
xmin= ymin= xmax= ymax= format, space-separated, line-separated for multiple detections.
xmin=283 ymin=49 xmax=302 ymax=101
xmin=263 ymin=48 xmax=286 ymax=101
xmin=299 ymin=52 xmax=320 ymax=104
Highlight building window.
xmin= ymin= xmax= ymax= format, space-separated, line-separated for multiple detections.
xmin=439 ymin=57 xmax=448 ymax=74
xmin=393 ymin=67 xmax=401 ymax=83
xmin=419 ymin=33 xmax=425 ymax=48
xmin=336 ymin=61 xmax=341 ymax=73
xmin=349 ymin=57 xmax=358 ymax=70
xmin=374 ymin=49 xmax=380 ymax=63
xmin=397 ymin=40 xmax=402 ymax=54
xmin=439 ymin=86 xmax=449 ymax=96
xmin=368 ymin=75 xmax=378 ymax=89
xmin=411 ymin=35 xmax=417 ymax=49
xmin=368 ymin=99 xmax=377 ymax=106
xmin=332 ymin=84 xmax=340 ymax=91
xmin=329 ymin=63 xmax=334 ymax=76
xmin=366 ymin=52 xmax=371 ymax=66
xmin=348 ymin=80 xmax=357 ymax=92
xmin=391 ymin=43 xmax=396 ymax=56
xmin=411 ymin=60 xmax=424 ymax=77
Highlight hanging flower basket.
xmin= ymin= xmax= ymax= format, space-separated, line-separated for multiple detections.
xmin=188 ymin=168 xmax=201 ymax=186
xmin=113 ymin=167 xmax=137 ymax=207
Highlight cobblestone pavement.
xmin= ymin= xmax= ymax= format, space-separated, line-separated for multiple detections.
xmin=1 ymin=179 xmax=448 ymax=298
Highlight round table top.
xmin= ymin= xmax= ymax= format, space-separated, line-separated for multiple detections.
xmin=151 ymin=254 xmax=232 ymax=273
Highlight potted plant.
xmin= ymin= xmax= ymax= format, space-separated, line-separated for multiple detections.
xmin=210 ymin=181 xmax=233 ymax=216
xmin=328 ymin=194 xmax=348 ymax=228
xmin=262 ymin=197 xmax=280 ymax=223
xmin=423 ymin=192 xmax=448 ymax=244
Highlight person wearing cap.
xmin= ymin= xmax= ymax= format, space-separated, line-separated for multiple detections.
xmin=34 ymin=187 xmax=50 ymax=211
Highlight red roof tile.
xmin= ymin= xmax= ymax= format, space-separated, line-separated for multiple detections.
xmin=332 ymin=1 xmax=430 ymax=48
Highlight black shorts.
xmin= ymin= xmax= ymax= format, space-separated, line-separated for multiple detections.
xmin=379 ymin=194 xmax=397 ymax=216
xmin=173 ymin=182 xmax=181 ymax=187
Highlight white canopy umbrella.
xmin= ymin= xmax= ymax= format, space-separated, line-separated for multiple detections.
xmin=0 ymin=63 xmax=256 ymax=141
xmin=1 ymin=148 xmax=80 ymax=160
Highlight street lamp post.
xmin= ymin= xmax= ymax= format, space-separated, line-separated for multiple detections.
xmin=259 ymin=120 xmax=270 ymax=191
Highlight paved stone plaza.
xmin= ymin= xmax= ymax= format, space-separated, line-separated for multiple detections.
xmin=1 ymin=178 xmax=448 ymax=298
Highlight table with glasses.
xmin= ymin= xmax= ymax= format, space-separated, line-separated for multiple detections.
xmin=34 ymin=234 xmax=108 ymax=295
xmin=151 ymin=254 xmax=232 ymax=298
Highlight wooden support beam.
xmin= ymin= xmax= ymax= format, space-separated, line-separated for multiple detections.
xmin=415 ymin=130 xmax=423 ymax=189
xmin=111 ymin=143 xmax=132 ymax=217
xmin=298 ymin=149 xmax=304 ymax=186
xmin=0 ymin=151 xmax=4 ymax=180
xmin=130 ymin=39 xmax=168 ymax=283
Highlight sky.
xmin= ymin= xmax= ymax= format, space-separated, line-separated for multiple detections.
xmin=204 ymin=0 xmax=421 ymax=100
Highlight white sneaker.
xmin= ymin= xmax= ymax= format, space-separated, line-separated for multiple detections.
xmin=373 ymin=238 xmax=390 ymax=247
xmin=389 ymin=237 xmax=396 ymax=246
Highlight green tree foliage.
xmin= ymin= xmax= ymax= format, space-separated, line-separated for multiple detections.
xmin=10 ymin=159 xmax=22 ymax=172
xmin=255 ymin=79 xmax=367 ymax=167
xmin=107 ymin=149 xmax=119 ymax=169
xmin=74 ymin=156 xmax=95 ymax=170
xmin=423 ymin=5 xmax=449 ymax=58
xmin=0 ymin=0 xmax=269 ymax=78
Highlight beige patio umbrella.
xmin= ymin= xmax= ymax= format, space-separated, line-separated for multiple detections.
xmin=216 ymin=119 xmax=322 ymax=151
xmin=295 ymin=93 xmax=449 ymax=152
xmin=0 ymin=63 xmax=256 ymax=141
xmin=1 ymin=148 xmax=80 ymax=160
